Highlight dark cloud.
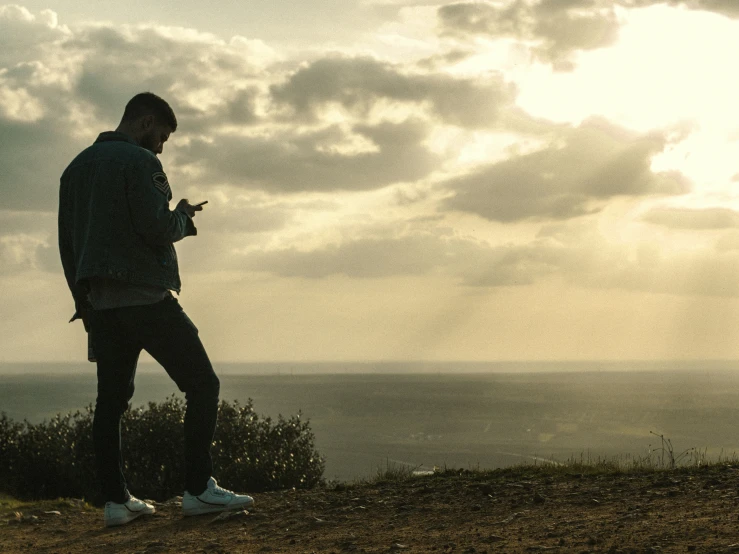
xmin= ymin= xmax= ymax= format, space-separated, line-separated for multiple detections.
xmin=642 ymin=207 xmax=739 ymax=230
xmin=270 ymin=55 xmax=515 ymax=128
xmin=224 ymin=88 xmax=260 ymax=126
xmin=441 ymin=118 xmax=691 ymax=222
xmin=0 ymin=119 xmax=87 ymax=211
xmin=415 ymin=49 xmax=475 ymax=70
xmin=438 ymin=0 xmax=621 ymax=70
xmin=65 ymin=26 xmax=268 ymax=128
xmin=176 ymin=119 xmax=439 ymax=192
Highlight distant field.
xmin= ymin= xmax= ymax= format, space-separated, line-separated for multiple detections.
xmin=2 ymin=362 xmax=739 ymax=481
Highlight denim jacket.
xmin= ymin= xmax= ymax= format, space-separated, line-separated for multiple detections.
xmin=58 ymin=131 xmax=196 ymax=312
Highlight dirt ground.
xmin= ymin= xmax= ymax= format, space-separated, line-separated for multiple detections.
xmin=4 ymin=465 xmax=739 ymax=553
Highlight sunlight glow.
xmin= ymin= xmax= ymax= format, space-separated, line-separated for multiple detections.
xmin=516 ymin=6 xmax=739 ymax=132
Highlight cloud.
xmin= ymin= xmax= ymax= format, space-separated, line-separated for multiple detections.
xmin=0 ymin=119 xmax=87 ymax=211
xmin=457 ymin=219 xmax=739 ymax=298
xmin=235 ymin=227 xmax=562 ymax=287
xmin=622 ymin=0 xmax=739 ymax=19
xmin=609 ymin=248 xmax=739 ymax=298
xmin=223 ymin=216 xmax=739 ymax=299
xmin=0 ymin=233 xmax=57 ymax=275
xmin=0 ymin=6 xmax=69 ymax=68
xmin=441 ymin=117 xmax=691 ymax=222
xmin=242 ymin=234 xmax=453 ymax=279
xmin=642 ymin=207 xmax=739 ymax=230
xmin=0 ymin=210 xmax=54 ymax=234
xmin=434 ymin=0 xmax=739 ymax=74
xmin=0 ymin=11 xmax=277 ymax=210
xmin=186 ymin=190 xmax=301 ymax=236
xmin=65 ymin=25 xmax=275 ymax=126
xmin=437 ymin=0 xmax=622 ymax=70
xmin=0 ymin=211 xmax=59 ymax=274
xmin=269 ymin=55 xmax=515 ymax=128
xmin=176 ymin=118 xmax=439 ymax=192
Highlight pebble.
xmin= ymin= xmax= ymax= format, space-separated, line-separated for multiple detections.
xmin=209 ymin=510 xmax=250 ymax=524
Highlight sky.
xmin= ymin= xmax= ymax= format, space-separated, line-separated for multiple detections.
xmin=4 ymin=0 xmax=739 ymax=363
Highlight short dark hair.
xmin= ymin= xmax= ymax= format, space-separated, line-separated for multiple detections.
xmin=121 ymin=92 xmax=178 ymax=131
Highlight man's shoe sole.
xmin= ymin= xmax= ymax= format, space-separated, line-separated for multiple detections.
xmin=105 ymin=506 xmax=156 ymax=527
xmin=182 ymin=499 xmax=254 ymax=517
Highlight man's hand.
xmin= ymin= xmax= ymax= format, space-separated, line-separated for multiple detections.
xmin=70 ymin=296 xmax=92 ymax=332
xmin=176 ymin=198 xmax=204 ymax=218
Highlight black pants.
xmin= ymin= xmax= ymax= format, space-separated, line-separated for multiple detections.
xmin=89 ymin=295 xmax=220 ymax=503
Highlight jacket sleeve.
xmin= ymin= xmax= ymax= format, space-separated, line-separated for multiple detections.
xmin=125 ymin=153 xmax=197 ymax=245
xmin=58 ymin=193 xmax=81 ymax=300
xmin=58 ymin=175 xmax=91 ymax=323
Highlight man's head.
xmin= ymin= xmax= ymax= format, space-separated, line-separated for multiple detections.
xmin=116 ymin=92 xmax=177 ymax=155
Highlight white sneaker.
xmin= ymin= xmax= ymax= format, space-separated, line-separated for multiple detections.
xmin=182 ymin=477 xmax=254 ymax=516
xmin=104 ymin=495 xmax=156 ymax=527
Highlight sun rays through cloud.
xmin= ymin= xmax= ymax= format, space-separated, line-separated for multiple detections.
xmin=3 ymin=0 xmax=739 ymax=361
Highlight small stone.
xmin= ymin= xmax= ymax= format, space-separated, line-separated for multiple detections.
xmin=43 ymin=511 xmax=61 ymax=516
xmin=209 ymin=510 xmax=249 ymax=524
xmin=390 ymin=544 xmax=409 ymax=551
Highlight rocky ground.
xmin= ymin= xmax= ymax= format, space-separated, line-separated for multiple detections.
xmin=4 ymin=465 xmax=739 ymax=553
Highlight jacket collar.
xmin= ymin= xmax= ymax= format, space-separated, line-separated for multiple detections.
xmin=94 ymin=131 xmax=138 ymax=146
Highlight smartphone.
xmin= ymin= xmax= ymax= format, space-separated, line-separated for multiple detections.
xmin=194 ymin=200 xmax=208 ymax=207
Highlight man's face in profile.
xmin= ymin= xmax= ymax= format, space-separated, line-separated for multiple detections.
xmin=139 ymin=117 xmax=172 ymax=155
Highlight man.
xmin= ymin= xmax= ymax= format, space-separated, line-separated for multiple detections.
xmin=58 ymin=92 xmax=253 ymax=527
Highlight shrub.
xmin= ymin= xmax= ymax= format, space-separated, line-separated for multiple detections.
xmin=0 ymin=396 xmax=324 ymax=503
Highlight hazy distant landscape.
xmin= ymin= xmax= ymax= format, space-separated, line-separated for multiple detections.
xmin=2 ymin=361 xmax=739 ymax=481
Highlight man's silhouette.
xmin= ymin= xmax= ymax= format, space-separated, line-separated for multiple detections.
xmin=58 ymin=92 xmax=253 ymax=527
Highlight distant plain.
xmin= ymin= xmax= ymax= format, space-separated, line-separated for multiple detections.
xmin=2 ymin=361 xmax=738 ymax=481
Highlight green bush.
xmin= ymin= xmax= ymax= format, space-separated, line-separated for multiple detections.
xmin=0 ymin=396 xmax=324 ymax=503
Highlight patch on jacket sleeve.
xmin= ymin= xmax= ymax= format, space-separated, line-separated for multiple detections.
xmin=152 ymin=171 xmax=172 ymax=198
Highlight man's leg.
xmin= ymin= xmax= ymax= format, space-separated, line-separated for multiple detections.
xmin=123 ymin=296 xmax=220 ymax=496
xmin=89 ymin=308 xmax=142 ymax=504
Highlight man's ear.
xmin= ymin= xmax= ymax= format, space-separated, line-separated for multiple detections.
xmin=141 ymin=114 xmax=155 ymax=130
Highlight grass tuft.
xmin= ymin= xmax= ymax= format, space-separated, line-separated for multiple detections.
xmin=355 ymin=434 xmax=739 ymax=485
